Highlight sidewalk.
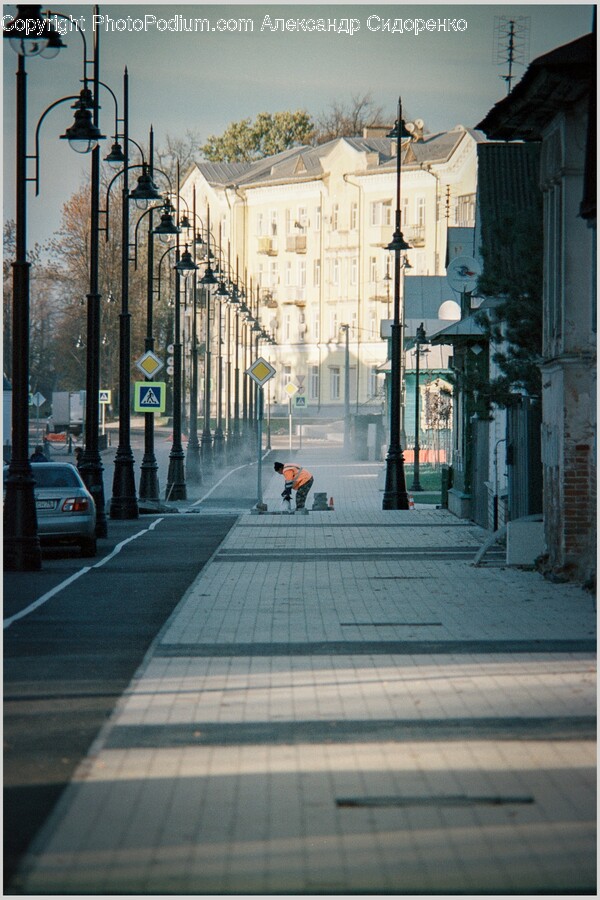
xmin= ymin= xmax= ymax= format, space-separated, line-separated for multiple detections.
xmin=14 ymin=449 xmax=596 ymax=895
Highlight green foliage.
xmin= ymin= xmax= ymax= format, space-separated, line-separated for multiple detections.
xmin=475 ymin=202 xmax=544 ymax=404
xmin=201 ymin=110 xmax=313 ymax=162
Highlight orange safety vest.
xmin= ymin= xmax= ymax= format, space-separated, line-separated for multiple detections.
xmin=281 ymin=464 xmax=312 ymax=490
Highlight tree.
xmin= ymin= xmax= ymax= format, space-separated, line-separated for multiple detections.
xmin=313 ymin=92 xmax=387 ymax=143
xmin=201 ymin=110 xmax=313 ymax=162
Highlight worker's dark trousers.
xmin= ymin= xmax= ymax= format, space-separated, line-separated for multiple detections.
xmin=295 ymin=477 xmax=314 ymax=509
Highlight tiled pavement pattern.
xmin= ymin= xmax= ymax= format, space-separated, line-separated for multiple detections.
xmin=16 ymin=451 xmax=596 ymax=894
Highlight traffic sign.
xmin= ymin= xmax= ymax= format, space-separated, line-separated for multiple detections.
xmin=246 ymin=357 xmax=276 ymax=387
xmin=284 ymin=382 xmax=298 ymax=397
xmin=294 ymin=395 xmax=307 ymax=408
xmin=99 ymin=389 xmax=111 ymax=404
xmin=31 ymin=391 xmax=46 ymax=407
xmin=135 ymin=350 xmax=164 ymax=378
xmin=134 ymin=381 xmax=166 ymax=413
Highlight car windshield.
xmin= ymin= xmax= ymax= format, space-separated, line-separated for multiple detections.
xmin=3 ymin=465 xmax=83 ymax=489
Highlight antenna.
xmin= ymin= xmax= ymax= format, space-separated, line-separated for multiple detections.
xmin=493 ymin=16 xmax=530 ymax=94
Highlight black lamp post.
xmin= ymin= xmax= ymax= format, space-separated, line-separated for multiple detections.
xmin=410 ymin=322 xmax=428 ymax=492
xmin=340 ymin=323 xmax=351 ymax=451
xmin=200 ymin=211 xmax=218 ymax=472
xmin=382 ymin=97 xmax=412 ymax=510
xmin=3 ymin=5 xmax=59 ymax=570
xmin=166 ymin=243 xmax=197 ymax=500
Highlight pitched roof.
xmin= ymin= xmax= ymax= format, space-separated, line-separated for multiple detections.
xmin=476 ymin=32 xmax=595 ymax=140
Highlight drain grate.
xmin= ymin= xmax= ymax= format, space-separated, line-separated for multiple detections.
xmin=336 ymin=794 xmax=535 ymax=809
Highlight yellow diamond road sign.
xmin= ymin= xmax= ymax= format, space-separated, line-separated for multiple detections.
xmin=246 ymin=357 xmax=276 ymax=386
xmin=135 ymin=350 xmax=164 ymax=378
xmin=284 ymin=382 xmax=298 ymax=397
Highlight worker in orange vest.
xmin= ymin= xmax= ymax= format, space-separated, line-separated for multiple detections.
xmin=274 ymin=461 xmax=314 ymax=513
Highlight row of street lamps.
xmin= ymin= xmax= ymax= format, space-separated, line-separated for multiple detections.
xmin=4 ymin=5 xmax=414 ymax=570
xmin=3 ymin=3 xmax=276 ymax=569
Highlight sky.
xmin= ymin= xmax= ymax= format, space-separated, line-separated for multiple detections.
xmin=2 ymin=1 xmax=594 ymax=249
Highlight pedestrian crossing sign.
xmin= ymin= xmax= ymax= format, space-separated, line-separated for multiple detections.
xmin=134 ymin=381 xmax=166 ymax=413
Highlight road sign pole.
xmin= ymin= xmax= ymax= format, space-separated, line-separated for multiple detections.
xmin=257 ymin=387 xmax=263 ymax=506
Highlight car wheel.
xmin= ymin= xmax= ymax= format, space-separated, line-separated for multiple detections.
xmin=79 ymin=537 xmax=97 ymax=558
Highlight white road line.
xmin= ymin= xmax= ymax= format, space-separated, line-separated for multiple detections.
xmin=3 ymin=518 xmax=165 ymax=630
xmin=189 ymin=454 xmax=270 ymax=508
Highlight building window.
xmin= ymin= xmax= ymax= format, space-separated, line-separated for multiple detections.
xmin=312 ymin=313 xmax=320 ymax=340
xmin=269 ymin=262 xmax=278 ymax=286
xmin=270 ymin=210 xmax=278 ymax=236
xmin=283 ymin=365 xmax=292 ymax=385
xmin=285 ymin=209 xmax=292 ymax=234
xmin=416 ymin=197 xmax=426 ymax=227
xmin=309 ymin=365 xmax=319 ymax=400
xmin=285 ymin=261 xmax=293 ymax=286
xmin=370 ymin=200 xmax=392 ymax=226
xmin=369 ymin=311 xmax=377 ymax=338
xmin=314 ymin=259 xmax=321 ymax=287
xmin=368 ymin=366 xmax=379 ymax=398
xmin=315 ymin=206 xmax=321 ymax=231
xmin=297 ymin=207 xmax=308 ymax=232
xmin=330 ymin=311 xmax=338 ymax=339
xmin=350 ymin=257 xmax=358 ymax=286
xmin=331 ymin=203 xmax=339 ymax=230
xmin=284 ymin=314 xmax=291 ymax=341
xmin=330 ymin=367 xmax=340 ymax=400
xmin=332 ymin=259 xmax=340 ymax=285
xmin=350 ymin=202 xmax=358 ymax=231
xmin=257 ymin=212 xmax=264 ymax=236
xmin=298 ymin=260 xmax=306 ymax=287
xmin=369 ymin=256 xmax=377 ymax=283
xmin=402 ymin=197 xmax=409 ymax=226
xmin=455 ymin=193 xmax=476 ymax=227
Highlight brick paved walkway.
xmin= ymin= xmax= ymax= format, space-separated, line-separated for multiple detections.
xmin=15 ymin=449 xmax=596 ymax=894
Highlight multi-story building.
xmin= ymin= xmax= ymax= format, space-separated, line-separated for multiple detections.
xmin=180 ymin=122 xmax=484 ymax=424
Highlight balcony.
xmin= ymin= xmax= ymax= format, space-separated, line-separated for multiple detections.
xmin=286 ymin=234 xmax=307 ymax=253
xmin=258 ymin=236 xmax=278 ymax=255
xmin=404 ymin=224 xmax=425 ymax=247
xmin=324 ymin=230 xmax=358 ymax=251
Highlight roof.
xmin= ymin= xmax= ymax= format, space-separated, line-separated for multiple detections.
xmin=193 ymin=127 xmax=484 ymax=190
xmin=476 ymin=32 xmax=595 ymax=140
xmin=429 ymin=314 xmax=487 ymax=344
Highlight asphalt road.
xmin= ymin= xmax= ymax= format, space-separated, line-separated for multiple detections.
xmin=3 ymin=504 xmax=241 ymax=889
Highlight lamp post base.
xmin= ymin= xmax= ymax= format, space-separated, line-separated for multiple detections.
xmin=110 ymin=451 xmax=139 ymax=519
xmin=382 ymin=448 xmax=410 ymax=510
xmin=139 ymin=455 xmax=160 ymax=501
xmin=213 ymin=426 xmax=225 ymax=464
xmin=201 ymin=430 xmax=213 ymax=474
xmin=186 ymin=435 xmax=202 ymax=484
xmin=166 ymin=450 xmax=187 ymax=501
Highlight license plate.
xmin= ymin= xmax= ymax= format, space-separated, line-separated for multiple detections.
xmin=36 ymin=499 xmax=56 ymax=510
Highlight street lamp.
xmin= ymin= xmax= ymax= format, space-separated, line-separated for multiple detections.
xmin=3 ymin=5 xmax=73 ymax=569
xmin=340 ymin=324 xmax=351 ymax=451
xmin=410 ymin=322 xmax=428 ymax=492
xmin=200 ymin=212 xmax=218 ymax=472
xmin=382 ymin=96 xmax=412 ymax=510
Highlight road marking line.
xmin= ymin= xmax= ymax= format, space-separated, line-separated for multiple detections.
xmin=3 ymin=518 xmax=165 ymax=630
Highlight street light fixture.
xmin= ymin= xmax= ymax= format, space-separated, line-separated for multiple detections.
xmin=382 ymin=96 xmax=412 ymax=510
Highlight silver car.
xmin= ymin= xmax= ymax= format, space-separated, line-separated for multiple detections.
xmin=4 ymin=462 xmax=97 ymax=557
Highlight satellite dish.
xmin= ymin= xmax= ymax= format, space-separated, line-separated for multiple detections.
xmin=446 ymin=256 xmax=481 ymax=294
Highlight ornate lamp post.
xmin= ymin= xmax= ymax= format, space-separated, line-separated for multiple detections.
xmin=382 ymin=97 xmax=412 ymax=510
xmin=3 ymin=5 xmax=60 ymax=570
xmin=410 ymin=322 xmax=429 ymax=492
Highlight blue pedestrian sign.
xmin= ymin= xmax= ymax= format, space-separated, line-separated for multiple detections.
xmin=134 ymin=381 xmax=166 ymax=414
xmin=294 ymin=395 xmax=307 ymax=408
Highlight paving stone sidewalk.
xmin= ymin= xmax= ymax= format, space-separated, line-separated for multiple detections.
xmin=15 ymin=450 xmax=596 ymax=895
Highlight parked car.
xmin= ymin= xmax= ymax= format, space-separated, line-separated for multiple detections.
xmin=3 ymin=462 xmax=97 ymax=556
